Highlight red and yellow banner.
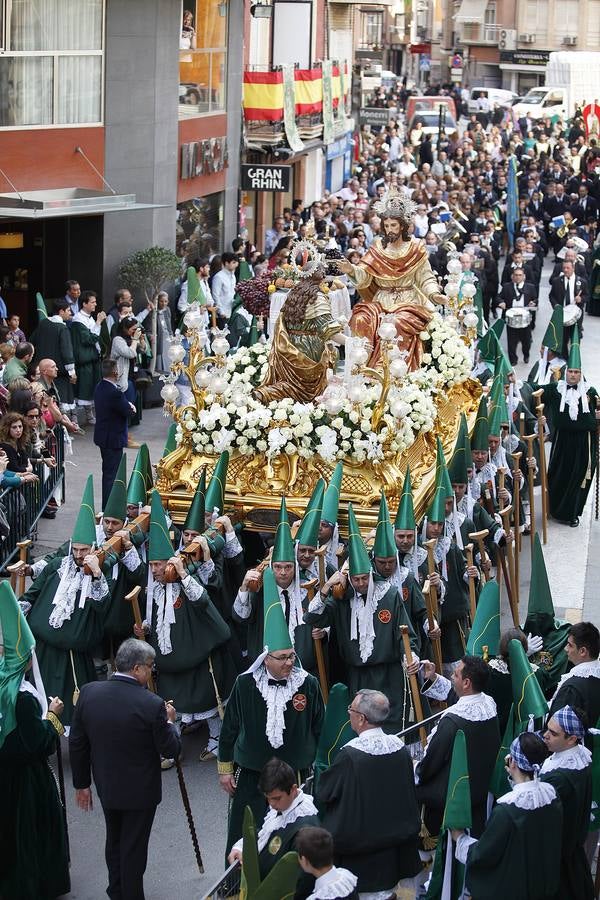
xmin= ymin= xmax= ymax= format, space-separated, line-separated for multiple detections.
xmin=243 ymin=62 xmax=349 ymax=124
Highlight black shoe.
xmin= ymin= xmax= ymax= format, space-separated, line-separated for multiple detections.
xmin=570 ymin=518 xmax=580 ymax=527
xmin=41 ymin=508 xmax=57 ymax=519
xmin=524 ymin=356 xmax=529 ymax=363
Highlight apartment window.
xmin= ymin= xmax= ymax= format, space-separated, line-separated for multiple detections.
xmin=359 ymin=10 xmax=384 ymax=49
xmin=179 ymin=0 xmax=227 ymax=118
xmin=483 ymin=1 xmax=496 ymax=40
xmin=0 ymin=0 xmax=103 ymax=129
xmin=523 ymin=0 xmax=547 ymax=43
xmin=588 ymin=0 xmax=600 ymax=48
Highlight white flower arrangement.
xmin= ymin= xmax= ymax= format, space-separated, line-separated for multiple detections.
xmin=170 ymin=312 xmax=471 ymax=463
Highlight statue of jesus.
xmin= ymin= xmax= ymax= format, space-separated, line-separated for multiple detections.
xmin=337 ymin=188 xmax=446 ymax=371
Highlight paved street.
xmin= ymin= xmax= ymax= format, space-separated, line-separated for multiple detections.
xmin=31 ymin=262 xmax=600 ymax=898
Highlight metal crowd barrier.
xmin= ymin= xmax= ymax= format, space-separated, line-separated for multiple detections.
xmin=0 ymin=425 xmax=65 ymax=572
xmin=200 ymin=710 xmax=446 ymax=898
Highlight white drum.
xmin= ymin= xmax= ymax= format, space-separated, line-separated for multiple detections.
xmin=506 ymin=308 xmax=532 ymax=329
xmin=563 ymin=303 xmax=582 ymax=326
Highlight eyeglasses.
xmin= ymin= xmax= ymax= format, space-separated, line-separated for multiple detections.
xmin=267 ymin=652 xmax=296 ymax=663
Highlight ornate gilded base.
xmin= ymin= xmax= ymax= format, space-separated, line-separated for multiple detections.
xmin=156 ymin=378 xmax=482 ymax=534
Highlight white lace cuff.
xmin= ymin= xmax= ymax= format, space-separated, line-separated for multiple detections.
xmin=493 ymin=529 xmax=505 ymax=545
xmin=308 ymin=596 xmax=326 ymax=614
xmin=234 ymin=590 xmax=252 ymax=619
xmin=181 ymin=573 xmax=205 ymax=602
xmin=423 ymin=673 xmax=451 ymax=701
xmin=455 ymin=833 xmax=476 ymax=865
xmin=223 ymin=532 xmax=243 ymax=558
xmin=121 ymin=546 xmax=141 ymax=572
xmin=90 ymin=574 xmax=109 ymax=602
xmin=197 ymin=558 xmax=215 ymax=584
xmin=31 ymin=558 xmax=48 ymax=578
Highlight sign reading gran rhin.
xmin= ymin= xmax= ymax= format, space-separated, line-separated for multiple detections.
xmin=241 ymin=164 xmax=292 ymax=192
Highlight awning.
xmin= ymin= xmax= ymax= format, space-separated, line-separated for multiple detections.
xmin=0 ymin=188 xmax=168 ymax=220
xmin=454 ymin=0 xmax=487 ymax=23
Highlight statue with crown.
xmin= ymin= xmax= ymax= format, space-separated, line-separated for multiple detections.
xmin=157 ymin=187 xmax=482 ymax=529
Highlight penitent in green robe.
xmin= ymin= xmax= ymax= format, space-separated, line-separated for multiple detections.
xmin=0 ymin=692 xmax=70 ymax=900
xmin=535 ymin=381 xmax=599 ymax=522
xmin=24 ymin=557 xmax=110 ymax=725
xmin=304 ymin=582 xmax=419 ymax=733
xmin=418 ymin=542 xmax=470 ymax=665
xmin=71 ymin=320 xmax=101 ymax=402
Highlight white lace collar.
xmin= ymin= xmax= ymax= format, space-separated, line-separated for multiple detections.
xmin=497 ymin=779 xmax=557 ymax=810
xmin=350 ymin=580 xmax=389 ymax=663
xmin=153 ymin=581 xmax=179 ymax=656
xmin=253 ymin=665 xmax=308 ymax=749
xmin=489 ymin=657 xmax=509 ymax=674
xmin=557 ymin=377 xmax=590 ymax=421
xmin=443 ymin=691 xmax=497 ymax=723
xmin=257 ymin=790 xmax=317 ymax=852
xmin=387 ymin=562 xmax=408 ymax=593
xmin=541 ymin=744 xmax=592 ymax=774
xmin=344 ymin=726 xmax=405 ymax=756
xmin=49 ymin=554 xmax=107 ymax=629
xmin=308 ymin=867 xmax=358 ymax=900
xmin=552 ymin=660 xmax=600 ymax=702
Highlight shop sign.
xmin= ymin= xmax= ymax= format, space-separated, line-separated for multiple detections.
xmin=499 ymin=49 xmax=550 ymax=66
xmin=410 ymin=43 xmax=431 ymax=54
xmin=359 ymin=107 xmax=393 ymax=126
xmin=240 ymin=164 xmax=292 ymax=192
xmin=326 ymin=134 xmax=353 ymax=160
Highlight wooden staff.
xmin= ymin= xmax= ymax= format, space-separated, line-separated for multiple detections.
xmin=465 ymin=543 xmax=477 ymax=622
xmin=400 ymin=625 xmax=427 ymax=747
xmin=524 ymin=434 xmax=537 ymax=552
xmin=532 ymin=391 xmax=548 ymax=544
xmin=499 ymin=506 xmax=519 ymax=626
xmin=315 ymin=544 xmax=328 ymax=588
xmin=423 ymin=539 xmax=443 ymax=674
xmin=245 ymin=548 xmax=273 ymax=593
xmin=7 ymin=539 xmax=32 ymax=596
xmin=511 ymin=451 xmax=522 ymax=556
xmin=302 ymin=577 xmax=328 ymax=702
xmin=125 ymin=586 xmax=157 ymax=693
xmin=332 ymin=559 xmax=349 ymax=600
xmin=468 ymin=529 xmax=490 ymax=585
xmin=83 ymin=512 xmax=150 ymax=575
xmin=164 ymin=509 xmax=245 ymax=583
xmin=519 ymin=411 xmax=525 ymax=439
xmin=497 ymin=468 xmax=506 ymax=512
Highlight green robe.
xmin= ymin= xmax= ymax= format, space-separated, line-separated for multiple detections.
xmin=304 ymin=582 xmax=419 ymax=733
xmin=0 ymin=692 xmax=70 ymax=900
xmin=487 ymin=657 xmax=552 ymax=735
xmin=548 ymin=666 xmax=600 ymax=747
xmin=147 ymin=573 xmax=236 ymax=714
xmin=541 ymin=756 xmax=594 ymax=900
xmin=218 ymin=668 xmax=324 ymax=852
xmin=102 ymin=546 xmax=146 ymax=646
xmin=71 ymin=320 xmax=101 ymax=402
xmin=24 ymin=556 xmax=111 ymax=725
xmin=464 ymin=791 xmax=563 ymax=900
xmin=418 ymin=541 xmax=470 ymax=664
xmin=535 ymin=382 xmax=599 ymax=522
xmin=31 ymin=317 xmax=75 ymax=406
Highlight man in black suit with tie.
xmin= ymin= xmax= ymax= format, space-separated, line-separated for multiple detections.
xmin=571 ymin=184 xmax=599 ymax=224
xmin=495 ymin=267 xmax=537 ymax=365
xmin=69 ymin=638 xmax=181 ymax=900
xmin=94 ymin=357 xmax=136 ymax=507
xmin=549 ymin=259 xmax=589 ymax=358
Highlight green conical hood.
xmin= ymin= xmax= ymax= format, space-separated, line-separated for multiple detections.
xmin=238 ymin=259 xmax=253 ymax=282
xmin=163 ymin=423 xmax=178 ymax=457
xmin=103 ymin=454 xmax=127 ymax=521
xmin=490 ymin=705 xmax=517 ymax=799
xmin=127 ymin=444 xmax=152 ymax=507
xmin=240 ymin=806 xmax=299 ymax=900
xmin=487 ymin=370 xmax=510 ymax=437
xmin=183 ymin=468 xmax=206 ymax=533
xmin=477 ymin=327 xmax=501 ymax=366
xmin=426 ymin=438 xmax=453 ymax=523
xmin=322 ymin=462 xmax=343 ymax=525
xmin=263 ymin=566 xmax=293 ymax=652
xmin=0 ymin=580 xmax=36 ymax=751
xmin=568 ymin=322 xmax=582 ymax=369
xmin=542 ymin=305 xmax=564 ymax=353
xmin=35 ymin=292 xmax=48 ymax=322
xmin=347 ymin=502 xmax=371 ymax=576
xmin=491 ymin=318 xmax=506 ymax=341
xmin=72 ymin=475 xmax=97 ymax=545
xmin=395 ymin=466 xmax=416 ymax=530
xmin=314 ymin=683 xmax=356 ymax=780
xmin=373 ymin=490 xmax=397 ymax=558
xmin=186 ymin=266 xmax=207 ymax=305
xmin=148 ymin=490 xmax=174 ymax=561
xmin=205 ymin=451 xmax=229 ymax=515
xmin=248 ymin=316 xmax=258 ymax=346
xmin=471 ymin=395 xmax=490 ymax=451
xmin=509 ymin=638 xmax=549 ymax=725
xmin=272 ymin=496 xmax=295 ymax=563
xmin=447 ymin=414 xmax=471 ymax=485
xmin=442 ymin=730 xmax=472 ymax=831
xmin=466 ymin=581 xmax=500 ymax=658
xmin=296 ymin=479 xmax=325 ymax=549
xmin=526 ymin=533 xmax=555 ymax=621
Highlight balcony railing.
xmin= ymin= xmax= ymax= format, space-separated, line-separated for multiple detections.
xmin=458 ymin=22 xmax=503 ymax=44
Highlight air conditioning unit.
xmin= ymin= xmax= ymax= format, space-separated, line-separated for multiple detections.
xmin=519 ymin=33 xmax=535 ymax=43
xmin=563 ymin=35 xmax=577 ymax=45
xmin=499 ymin=28 xmax=516 ymax=50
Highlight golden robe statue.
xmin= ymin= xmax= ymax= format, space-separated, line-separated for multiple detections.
xmin=345 ymin=236 xmax=442 ymax=371
xmin=255 ymin=273 xmax=344 ymax=404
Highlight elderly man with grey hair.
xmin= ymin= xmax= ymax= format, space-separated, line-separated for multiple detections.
xmin=69 ymin=638 xmax=181 ymax=900
xmin=317 ymin=690 xmax=421 ymax=899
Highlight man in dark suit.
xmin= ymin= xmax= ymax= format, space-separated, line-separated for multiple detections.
xmin=69 ymin=638 xmax=181 ymax=900
xmin=94 ymin=357 xmax=135 ymax=507
xmin=571 ymin=184 xmax=599 ymax=224
xmin=495 ymin=268 xmax=537 ymax=364
xmin=549 ymin=259 xmax=589 ymax=358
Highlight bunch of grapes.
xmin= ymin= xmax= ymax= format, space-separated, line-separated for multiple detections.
xmin=323 ymin=247 xmax=344 ymax=277
xmin=237 ymin=272 xmax=271 ymax=316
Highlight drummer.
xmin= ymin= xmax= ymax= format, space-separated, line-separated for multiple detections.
xmin=495 ymin=267 xmax=537 ymax=366
xmin=549 ymin=259 xmax=588 ymax=360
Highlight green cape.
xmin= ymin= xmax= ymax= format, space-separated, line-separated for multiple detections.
xmin=0 ymin=580 xmax=36 ymax=751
